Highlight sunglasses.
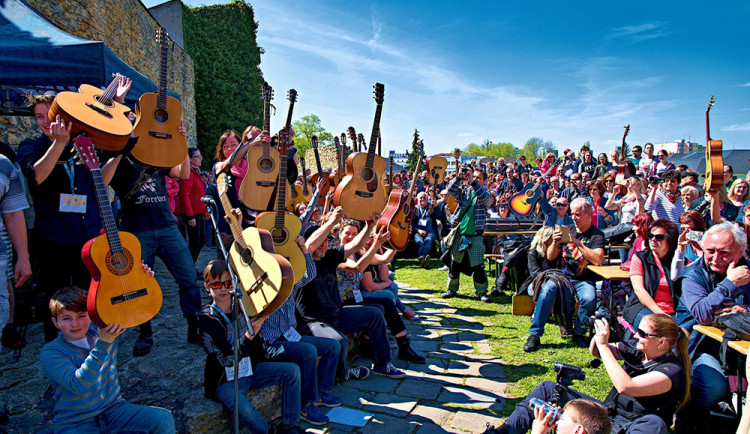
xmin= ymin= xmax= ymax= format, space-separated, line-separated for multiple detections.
xmin=648 ymin=233 xmax=666 ymax=241
xmin=206 ymin=280 xmax=233 ymax=290
xmin=636 ymin=327 xmax=661 ymax=339
xmin=556 ymin=203 xmax=569 ymax=207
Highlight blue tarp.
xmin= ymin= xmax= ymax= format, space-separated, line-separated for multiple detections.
xmin=0 ymin=0 xmax=161 ymax=113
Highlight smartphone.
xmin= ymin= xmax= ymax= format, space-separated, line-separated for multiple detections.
xmin=686 ymin=230 xmax=703 ymax=242
xmin=529 ymin=398 xmax=562 ymax=424
xmin=556 ymin=225 xmax=572 ymax=243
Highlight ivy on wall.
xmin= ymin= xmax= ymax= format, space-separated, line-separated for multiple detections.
xmin=182 ymin=0 xmax=265 ymax=167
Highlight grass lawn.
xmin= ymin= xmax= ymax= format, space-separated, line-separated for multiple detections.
xmin=395 ymin=257 xmax=614 ymax=402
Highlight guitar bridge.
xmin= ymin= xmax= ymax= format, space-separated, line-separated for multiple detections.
xmin=149 ymin=132 xmax=172 ymax=139
xmin=85 ymin=102 xmax=113 ymax=118
xmin=110 ymin=288 xmax=148 ymax=304
xmin=256 ymin=181 xmax=275 ymax=187
xmin=355 ymin=191 xmax=373 ymax=198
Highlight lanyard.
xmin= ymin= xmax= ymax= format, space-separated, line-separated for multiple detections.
xmin=64 ymin=158 xmax=76 ymax=192
xmin=213 ymin=303 xmax=235 ymax=341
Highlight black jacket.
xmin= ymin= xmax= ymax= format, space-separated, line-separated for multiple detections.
xmin=622 ymin=250 xmax=675 ymax=324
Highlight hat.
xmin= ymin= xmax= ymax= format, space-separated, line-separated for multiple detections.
xmin=563 ymin=148 xmax=571 ymax=153
xmin=302 ymin=223 xmax=320 ymax=239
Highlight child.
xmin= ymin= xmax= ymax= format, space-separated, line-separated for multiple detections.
xmin=39 ymin=286 xmax=175 ymax=433
xmin=198 ymin=260 xmax=304 ymax=434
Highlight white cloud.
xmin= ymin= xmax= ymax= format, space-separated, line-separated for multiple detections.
xmin=723 ymin=122 xmax=750 ymax=132
xmin=607 ymin=21 xmax=670 ymax=43
xmin=735 ymin=83 xmax=750 ymax=87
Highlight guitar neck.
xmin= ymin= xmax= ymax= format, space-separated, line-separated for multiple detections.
xmin=275 ymin=153 xmax=288 ymax=228
xmin=285 ymin=102 xmax=295 ymax=128
xmin=218 ymin=189 xmax=248 ymax=250
xmin=89 ymin=168 xmax=123 ymax=253
xmin=157 ymin=39 xmax=168 ymax=109
xmin=313 ymin=145 xmax=324 ymax=175
xmin=301 ymin=160 xmax=309 ymax=193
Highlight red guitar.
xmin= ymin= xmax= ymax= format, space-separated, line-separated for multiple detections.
xmin=376 ymin=141 xmax=423 ymax=251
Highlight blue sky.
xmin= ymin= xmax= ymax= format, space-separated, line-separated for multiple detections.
xmin=146 ymin=0 xmax=750 ymax=156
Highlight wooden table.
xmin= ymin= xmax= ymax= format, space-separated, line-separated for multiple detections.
xmin=587 ymin=265 xmax=630 ymax=281
xmin=694 ymin=324 xmax=748 ymax=419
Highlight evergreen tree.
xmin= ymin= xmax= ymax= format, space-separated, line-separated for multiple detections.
xmin=406 ymin=128 xmax=421 ymax=171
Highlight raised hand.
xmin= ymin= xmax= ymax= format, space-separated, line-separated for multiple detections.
xmin=50 ymin=115 xmax=72 ymax=144
xmin=98 ymin=323 xmax=126 ymax=343
xmin=114 ymin=76 xmax=132 ymax=103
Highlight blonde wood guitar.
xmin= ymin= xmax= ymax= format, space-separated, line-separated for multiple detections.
xmin=240 ymin=82 xmax=279 ymax=211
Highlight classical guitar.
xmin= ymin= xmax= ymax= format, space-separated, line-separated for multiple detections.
xmin=509 ymin=162 xmax=560 ymax=217
xmin=329 ymin=136 xmax=343 ymax=187
xmin=614 ymin=125 xmax=632 ymax=186
xmin=376 ymin=142 xmax=423 ymax=251
xmin=72 ymin=136 xmax=162 ymax=328
xmin=217 ymin=174 xmax=293 ymax=317
xmin=297 ymin=157 xmax=312 ymax=203
xmin=445 ymin=149 xmax=460 ymax=213
xmin=333 ymin=84 xmax=387 ymax=221
xmin=132 ymin=27 xmax=187 ymax=168
xmin=310 ymin=135 xmax=332 ymax=206
xmin=241 ymin=82 xmax=279 ymax=211
xmin=705 ymin=95 xmax=724 ymax=193
xmin=426 ymin=155 xmax=448 ymax=187
xmin=255 ymin=128 xmax=306 ymax=284
xmin=48 ymin=74 xmax=133 ymax=151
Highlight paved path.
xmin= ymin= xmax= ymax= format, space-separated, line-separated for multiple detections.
xmin=302 ymin=282 xmax=513 ymax=434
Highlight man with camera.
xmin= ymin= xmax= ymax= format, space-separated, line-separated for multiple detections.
xmin=645 ymin=170 xmax=684 ymax=225
xmin=673 ymin=222 xmax=750 ymax=433
xmin=524 ymin=198 xmax=605 ymax=351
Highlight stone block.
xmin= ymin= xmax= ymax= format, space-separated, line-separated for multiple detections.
xmin=410 ymin=403 xmax=455 ymax=426
xmin=446 ymin=360 xmax=505 ymax=378
xmin=450 ymin=410 xmax=504 ymax=432
xmin=437 ymin=386 xmax=505 ymax=410
xmin=365 ymin=392 xmax=418 ymax=417
xmin=395 ymin=379 xmax=444 ymax=400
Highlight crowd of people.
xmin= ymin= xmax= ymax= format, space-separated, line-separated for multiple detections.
xmin=1 ymin=78 xmax=750 ymax=434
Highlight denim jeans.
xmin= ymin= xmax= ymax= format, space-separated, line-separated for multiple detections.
xmin=690 ymin=352 xmax=730 ymax=412
xmin=529 ymin=278 xmax=596 ymax=337
xmin=54 ymin=400 xmax=175 ymax=433
xmin=414 ymin=231 xmax=436 ymax=258
xmin=216 ymin=362 xmax=301 ymax=433
xmin=363 ymin=285 xmax=407 ymax=312
xmin=271 ymin=335 xmax=339 ymax=403
xmin=135 ymin=225 xmax=203 ymax=317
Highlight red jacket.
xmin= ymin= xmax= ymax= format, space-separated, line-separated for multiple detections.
xmin=176 ymin=168 xmax=207 ymax=217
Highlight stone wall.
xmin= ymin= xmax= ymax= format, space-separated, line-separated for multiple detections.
xmin=0 ymin=0 xmax=197 ymax=148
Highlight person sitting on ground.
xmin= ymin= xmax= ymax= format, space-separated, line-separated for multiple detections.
xmin=40 ymin=286 xmax=175 ymax=433
xmin=198 ymin=260 xmax=304 ymax=434
xmin=501 ymin=313 xmax=689 ymax=434
xmin=523 ymin=198 xmax=605 ymax=351
xmin=411 ymin=191 xmax=439 ymax=268
xmin=485 ymin=398 xmax=610 ymax=434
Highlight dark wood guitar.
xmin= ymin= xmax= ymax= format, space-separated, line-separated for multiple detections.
xmin=255 ymin=128 xmax=306 ymax=284
xmin=329 ymin=136 xmax=343 ymax=187
xmin=376 ymin=142 xmax=423 ymax=251
xmin=705 ymin=95 xmax=724 ymax=192
xmin=445 ymin=149 xmax=460 ymax=213
xmin=347 ymin=127 xmax=357 ymax=153
xmin=72 ymin=136 xmax=162 ymax=328
xmin=387 ymin=155 xmax=394 ymax=195
xmin=274 ymin=89 xmax=298 ymax=209
xmin=48 ymin=74 xmax=133 ymax=151
xmin=310 ymin=135 xmax=332 ymax=206
xmin=334 ymin=84 xmax=387 ymax=221
xmin=217 ymin=174 xmax=293 ymax=317
xmin=132 ymin=27 xmax=188 ymax=168
xmin=241 ymin=82 xmax=279 ymax=211
xmin=614 ymin=124 xmax=632 ymax=186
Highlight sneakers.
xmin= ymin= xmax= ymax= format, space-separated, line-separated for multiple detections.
xmin=315 ymin=391 xmax=342 ymax=408
xmin=345 ymin=366 xmax=370 ymax=380
xmin=523 ymin=335 xmax=541 ymax=352
xmin=403 ymin=307 xmax=419 ymax=320
xmin=573 ymin=334 xmax=589 ymax=348
xmin=442 ymin=290 xmax=456 ymax=299
xmin=479 ymin=294 xmax=490 ymax=302
xmin=438 ymin=265 xmax=449 ymax=271
xmin=397 ymin=337 xmax=426 ymax=364
xmin=417 ymin=256 xmax=425 ymax=267
xmin=372 ymin=362 xmax=406 ymax=379
xmin=489 ymin=287 xmax=504 ymax=297
xmin=423 ymin=255 xmax=431 ymax=269
xmin=133 ymin=335 xmax=154 ymax=357
xmin=300 ymin=402 xmax=328 ymax=425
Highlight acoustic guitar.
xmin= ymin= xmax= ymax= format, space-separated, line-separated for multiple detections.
xmin=272 ymin=89 xmax=298 ymax=209
xmin=48 ymin=74 xmax=133 ymax=151
xmin=427 ymin=155 xmax=448 ymax=187
xmin=72 ymin=136 xmax=162 ymax=328
xmin=217 ymin=174 xmax=294 ymax=317
xmin=330 ymin=136 xmax=343 ymax=188
xmin=255 ymin=128 xmax=306 ymax=284
xmin=376 ymin=141 xmax=423 ymax=251
xmin=614 ymin=125 xmax=632 ymax=186
xmin=445 ymin=149 xmax=460 ymax=213
xmin=509 ymin=162 xmax=560 ymax=217
xmin=310 ymin=136 xmax=332 ymax=206
xmin=241 ymin=82 xmax=279 ymax=211
xmin=705 ymin=95 xmax=724 ymax=193
xmin=131 ymin=27 xmax=188 ymax=168
xmin=387 ymin=155 xmax=394 ymax=196
xmin=333 ymin=84 xmax=387 ymax=221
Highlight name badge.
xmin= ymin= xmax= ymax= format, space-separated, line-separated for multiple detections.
xmin=419 ymin=218 xmax=428 ymax=228
xmin=225 ymin=356 xmax=253 ymax=380
xmin=283 ymin=327 xmax=302 ymax=342
xmin=59 ymin=194 xmax=87 ymax=213
xmin=353 ymin=289 xmax=364 ymax=303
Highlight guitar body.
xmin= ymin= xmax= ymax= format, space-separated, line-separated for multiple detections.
xmin=254 ymin=211 xmax=306 ymax=284
xmin=48 ymin=84 xmax=133 ymax=151
xmin=311 ymin=172 xmax=332 ymax=206
xmin=446 ymin=196 xmax=458 ymax=214
xmin=510 ymin=184 xmax=543 ymax=217
xmin=240 ymin=145 xmax=280 ymax=211
xmin=705 ymin=139 xmax=724 ymax=192
xmin=333 ymin=152 xmax=387 ymax=221
xmin=82 ymin=231 xmax=163 ymax=328
xmin=427 ymin=156 xmax=448 ymax=185
xmin=229 ymin=227 xmax=294 ymax=317
xmin=287 ymin=184 xmax=310 ymax=212
xmin=376 ymin=189 xmax=414 ymax=251
xmin=614 ymin=163 xmax=633 ymax=186
xmin=131 ymin=93 xmax=188 ymax=168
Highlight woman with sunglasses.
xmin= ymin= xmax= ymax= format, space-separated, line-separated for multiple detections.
xmin=623 ymin=219 xmax=679 ymax=331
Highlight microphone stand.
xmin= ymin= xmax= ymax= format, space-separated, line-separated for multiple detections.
xmin=204 ymin=199 xmax=254 ymax=434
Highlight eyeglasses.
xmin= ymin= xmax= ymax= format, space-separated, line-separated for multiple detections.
xmin=636 ymin=328 xmax=661 ymax=339
xmin=605 ymin=180 xmax=614 ymax=184
xmin=648 ymin=233 xmax=666 ymax=241
xmin=556 ymin=203 xmax=569 ymax=207
xmin=206 ymin=280 xmax=233 ymax=290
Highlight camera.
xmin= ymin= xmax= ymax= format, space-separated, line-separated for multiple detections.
xmin=554 ymin=362 xmax=586 ymax=386
xmin=581 ymin=312 xmax=610 ymax=327
xmin=529 ymin=398 xmax=562 ymax=424
xmin=648 ymin=176 xmax=663 ymax=185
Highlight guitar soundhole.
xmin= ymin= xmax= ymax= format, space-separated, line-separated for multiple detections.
xmin=403 ymin=203 xmax=411 ymax=216
xmin=258 ymin=158 xmax=275 ymax=173
xmin=240 ymin=248 xmax=254 ymax=266
xmin=153 ymin=108 xmax=169 ymax=123
xmin=271 ymin=227 xmax=288 ymax=245
xmin=360 ymin=167 xmax=375 ymax=183
xmin=94 ymin=95 xmax=115 ymax=107
xmin=106 ymin=250 xmax=134 ymax=276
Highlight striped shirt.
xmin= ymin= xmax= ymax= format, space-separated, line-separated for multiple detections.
xmin=447 ymin=177 xmax=493 ymax=232
xmin=0 ymin=155 xmax=29 ymax=257
xmin=39 ymin=327 xmax=121 ymax=424
xmin=261 ymin=252 xmax=317 ymax=344
xmin=645 ymin=191 xmax=684 ymax=225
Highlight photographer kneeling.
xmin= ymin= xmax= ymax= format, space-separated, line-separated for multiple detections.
xmin=492 ymin=314 xmax=690 ymax=434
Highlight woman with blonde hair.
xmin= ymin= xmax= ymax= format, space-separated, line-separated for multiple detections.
xmin=727 ymin=178 xmax=750 ymax=207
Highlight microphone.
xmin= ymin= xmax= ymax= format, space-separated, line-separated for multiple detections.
xmin=201 ymin=196 xmax=215 ymax=205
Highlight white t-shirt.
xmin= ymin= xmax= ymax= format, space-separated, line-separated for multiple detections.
xmin=639 ymin=157 xmax=654 ymax=175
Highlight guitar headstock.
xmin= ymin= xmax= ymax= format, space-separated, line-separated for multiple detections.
xmin=156 ymin=27 xmax=169 ymax=48
xmin=357 ymin=133 xmax=366 ymax=149
xmin=287 ymin=89 xmax=298 ymax=103
xmin=216 ymin=173 xmax=229 ymax=196
xmin=348 ymin=127 xmax=356 ymax=143
xmin=623 ymin=124 xmax=630 ymax=139
xmin=311 ymin=135 xmax=319 ymax=149
xmin=72 ymin=135 xmax=100 ymax=170
xmin=453 ymin=148 xmax=460 ymax=160
xmin=373 ymin=83 xmax=385 ymax=105
xmin=262 ymin=82 xmax=274 ymax=104
xmin=707 ymin=94 xmax=715 ymax=113
xmin=334 ymin=136 xmax=341 ymax=150
xmin=300 ymin=157 xmax=307 ymax=171
xmin=278 ymin=128 xmax=292 ymax=155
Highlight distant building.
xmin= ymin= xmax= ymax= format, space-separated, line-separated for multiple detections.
xmin=653 ymin=140 xmax=704 ymax=155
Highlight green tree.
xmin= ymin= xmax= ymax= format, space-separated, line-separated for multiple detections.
xmin=620 ymin=126 xmax=631 ymax=160
xmin=406 ymin=129 xmax=421 ymax=171
xmin=498 ymin=142 xmax=516 ymax=158
xmin=465 ymin=143 xmax=484 ymax=156
xmin=292 ymin=114 xmax=333 ymax=158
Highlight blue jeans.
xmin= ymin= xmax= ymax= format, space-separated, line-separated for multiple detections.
xmin=529 ymin=278 xmax=596 ymax=337
xmin=363 ymin=285 xmax=407 ymax=312
xmin=271 ymin=335 xmax=339 ymax=403
xmin=414 ymin=231 xmax=436 ymax=258
xmin=135 ymin=225 xmax=203 ymax=317
xmin=690 ymin=352 xmax=730 ymax=412
xmin=216 ymin=362 xmax=301 ymax=433
xmin=54 ymin=400 xmax=175 ymax=433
